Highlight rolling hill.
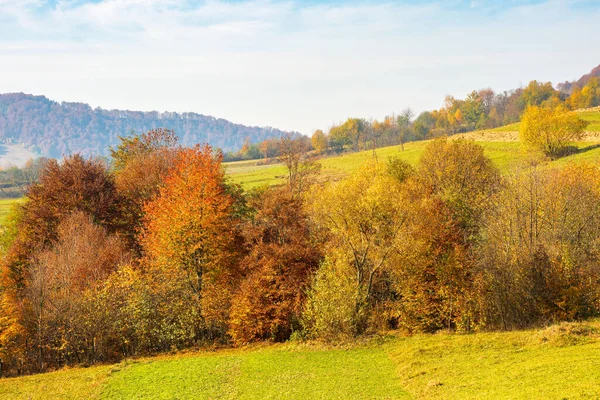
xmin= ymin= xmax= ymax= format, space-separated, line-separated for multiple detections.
xmin=0 ymin=93 xmax=292 ymax=160
xmin=225 ymin=108 xmax=600 ymax=189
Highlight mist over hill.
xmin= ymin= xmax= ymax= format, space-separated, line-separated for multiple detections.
xmin=0 ymin=93 xmax=292 ymax=159
xmin=558 ymin=64 xmax=600 ymax=94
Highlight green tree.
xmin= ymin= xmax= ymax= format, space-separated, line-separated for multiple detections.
xmin=521 ymin=80 xmax=557 ymax=107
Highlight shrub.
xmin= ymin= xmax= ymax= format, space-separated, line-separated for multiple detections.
xmin=519 ymin=106 xmax=588 ymax=158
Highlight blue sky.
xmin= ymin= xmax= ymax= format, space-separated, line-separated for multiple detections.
xmin=0 ymin=0 xmax=599 ymax=134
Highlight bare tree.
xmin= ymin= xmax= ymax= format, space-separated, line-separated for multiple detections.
xmin=278 ymin=132 xmax=320 ymax=193
xmin=397 ymin=107 xmax=414 ymax=151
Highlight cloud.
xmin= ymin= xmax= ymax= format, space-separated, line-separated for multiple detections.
xmin=0 ymin=0 xmax=598 ymax=133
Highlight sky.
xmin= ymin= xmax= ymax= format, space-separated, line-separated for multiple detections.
xmin=0 ymin=0 xmax=599 ymax=135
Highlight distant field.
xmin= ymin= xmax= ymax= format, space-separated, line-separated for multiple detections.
xmin=0 ymin=197 xmax=22 ymax=226
xmin=226 ymin=140 xmax=600 ymax=189
xmin=2 ymin=320 xmax=599 ymax=399
xmin=225 ymin=108 xmax=600 ymax=189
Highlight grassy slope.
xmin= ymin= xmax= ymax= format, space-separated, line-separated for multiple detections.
xmin=0 ymin=197 xmax=22 ymax=226
xmin=2 ymin=320 xmax=600 ymax=399
xmin=226 ymin=140 xmax=599 ymax=189
xmin=226 ymin=109 xmax=600 ymax=189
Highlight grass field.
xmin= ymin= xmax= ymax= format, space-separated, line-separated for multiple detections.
xmin=226 ymin=109 xmax=600 ymax=189
xmin=0 ymin=197 xmax=22 ymax=226
xmin=226 ymin=140 xmax=600 ymax=189
xmin=2 ymin=320 xmax=599 ymax=399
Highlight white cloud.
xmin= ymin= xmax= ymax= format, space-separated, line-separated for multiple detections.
xmin=0 ymin=0 xmax=598 ymax=134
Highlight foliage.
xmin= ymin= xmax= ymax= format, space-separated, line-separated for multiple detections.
xmin=308 ymin=162 xmax=410 ymax=335
xmin=0 ymin=93 xmax=287 ymax=158
xmin=417 ymin=138 xmax=500 ymax=232
xmin=5 ymin=116 xmax=600 ymax=377
xmin=110 ymin=128 xmax=178 ymax=172
xmin=479 ymin=163 xmax=600 ymax=329
xmin=229 ymin=187 xmax=321 ymax=344
xmin=302 ymin=255 xmax=359 ymax=340
xmin=311 ymin=129 xmax=328 ymax=154
xmin=1 ymin=155 xmax=122 ymax=291
xmin=2 ymin=212 xmax=129 ymax=373
xmin=386 ymin=157 xmax=415 ymax=183
xmin=277 ymin=132 xmax=320 ymax=192
xmin=568 ymin=77 xmax=600 ymax=109
xmin=391 ymin=139 xmax=500 ymax=332
xmin=519 ymin=105 xmax=588 ymax=157
xmin=141 ymin=144 xmax=240 ymax=334
xmin=111 ymin=129 xmax=179 ymax=253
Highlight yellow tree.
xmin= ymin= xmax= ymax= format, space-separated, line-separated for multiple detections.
xmin=519 ymin=106 xmax=588 ymax=158
xmin=307 ymin=162 xmax=410 ymax=333
xmin=311 ymin=129 xmax=328 ymax=154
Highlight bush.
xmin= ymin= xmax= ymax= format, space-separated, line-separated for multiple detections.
xmin=303 ymin=255 xmax=360 ymax=340
xmin=519 ymin=106 xmax=588 ymax=158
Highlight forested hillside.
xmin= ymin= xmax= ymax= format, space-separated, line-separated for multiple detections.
xmin=558 ymin=64 xmax=600 ymax=94
xmin=0 ymin=93 xmax=290 ymax=158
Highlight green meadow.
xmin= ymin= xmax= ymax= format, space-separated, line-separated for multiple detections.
xmin=2 ymin=320 xmax=599 ymax=399
xmin=0 ymin=197 xmax=23 ymax=226
xmin=226 ymin=140 xmax=600 ymax=189
xmin=225 ymin=108 xmax=600 ymax=189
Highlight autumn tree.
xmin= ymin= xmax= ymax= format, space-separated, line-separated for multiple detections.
xmin=2 ymin=155 xmax=122 ymax=292
xmin=278 ymin=132 xmax=320 ymax=193
xmin=521 ymin=80 xmax=558 ymax=107
xmin=479 ymin=163 xmax=600 ymax=329
xmin=519 ymin=106 xmax=589 ymax=158
xmin=568 ymin=77 xmax=600 ymax=109
xmin=306 ymin=162 xmax=410 ymax=335
xmin=111 ymin=129 xmax=179 ymax=253
xmin=229 ymin=186 xmax=322 ymax=344
xmin=141 ymin=145 xmax=241 ymax=335
xmin=397 ymin=108 xmax=414 ymax=150
xmin=311 ymin=129 xmax=328 ymax=154
xmin=24 ymin=213 xmax=129 ymax=371
xmin=258 ymin=138 xmax=279 ymax=161
xmin=393 ymin=138 xmax=500 ymax=332
xmin=328 ymin=118 xmax=367 ymax=152
xmin=463 ymin=90 xmax=485 ymax=129
xmin=1 ymin=212 xmax=128 ymax=374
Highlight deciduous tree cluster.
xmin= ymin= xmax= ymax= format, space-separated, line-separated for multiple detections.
xmin=2 ymin=132 xmax=600 ymax=377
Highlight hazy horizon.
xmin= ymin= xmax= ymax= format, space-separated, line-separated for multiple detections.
xmin=1 ymin=0 xmax=599 ymax=134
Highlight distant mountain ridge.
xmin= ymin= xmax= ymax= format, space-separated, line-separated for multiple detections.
xmin=557 ymin=64 xmax=600 ymax=94
xmin=0 ymin=93 xmax=292 ymax=158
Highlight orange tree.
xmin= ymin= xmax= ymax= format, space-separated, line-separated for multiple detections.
xmin=141 ymin=145 xmax=241 ymax=335
xmin=229 ymin=186 xmax=322 ymax=344
xmin=110 ymin=129 xmax=179 ymax=254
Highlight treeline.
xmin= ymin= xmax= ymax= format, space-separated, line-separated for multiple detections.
xmin=2 ymin=129 xmax=600 ymax=376
xmin=222 ymin=76 xmax=600 ymax=162
xmin=0 ymin=93 xmax=289 ymax=158
xmin=0 ymin=159 xmax=50 ymax=198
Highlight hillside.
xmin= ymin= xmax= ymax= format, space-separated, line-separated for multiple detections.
xmin=226 ymin=108 xmax=600 ymax=189
xmin=0 ymin=93 xmax=291 ymax=158
xmin=558 ymin=63 xmax=600 ymax=93
xmin=1 ymin=319 xmax=599 ymax=399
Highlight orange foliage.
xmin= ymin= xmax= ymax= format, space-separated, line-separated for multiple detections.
xmin=229 ymin=187 xmax=321 ymax=344
xmin=141 ymin=145 xmax=240 ymax=328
